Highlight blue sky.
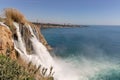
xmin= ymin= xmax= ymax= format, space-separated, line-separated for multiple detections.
xmin=0 ymin=0 xmax=120 ymax=25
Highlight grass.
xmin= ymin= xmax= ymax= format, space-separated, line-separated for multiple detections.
xmin=0 ymin=54 xmax=54 ymax=80
xmin=0 ymin=54 xmax=34 ymax=80
xmin=3 ymin=8 xmax=27 ymax=33
xmin=4 ymin=8 xmax=27 ymax=24
xmin=0 ymin=17 xmax=4 ymax=22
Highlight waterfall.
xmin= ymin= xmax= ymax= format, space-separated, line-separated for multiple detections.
xmin=27 ymin=24 xmax=54 ymax=67
xmin=1 ymin=22 xmax=81 ymax=80
xmin=13 ymin=22 xmax=55 ymax=75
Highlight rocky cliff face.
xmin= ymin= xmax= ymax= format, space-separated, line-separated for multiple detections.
xmin=0 ymin=8 xmax=54 ymax=80
xmin=0 ymin=22 xmax=51 ymax=58
xmin=0 ymin=25 xmax=16 ymax=59
xmin=0 ymin=8 xmax=54 ymax=71
xmin=17 ymin=23 xmax=52 ymax=55
xmin=0 ymin=8 xmax=52 ymax=58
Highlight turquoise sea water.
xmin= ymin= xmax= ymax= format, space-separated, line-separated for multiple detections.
xmin=41 ymin=26 xmax=120 ymax=80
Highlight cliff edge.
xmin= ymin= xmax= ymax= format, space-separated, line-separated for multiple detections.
xmin=0 ymin=8 xmax=54 ymax=80
xmin=0 ymin=24 xmax=16 ymax=59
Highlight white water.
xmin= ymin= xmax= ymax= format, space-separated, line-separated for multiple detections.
xmin=13 ymin=22 xmax=55 ymax=75
xmin=27 ymin=25 xmax=54 ymax=68
xmin=1 ymin=22 xmax=85 ymax=80
xmin=53 ymin=56 xmax=118 ymax=80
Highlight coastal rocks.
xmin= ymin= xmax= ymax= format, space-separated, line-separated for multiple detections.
xmin=0 ymin=25 xmax=16 ymax=59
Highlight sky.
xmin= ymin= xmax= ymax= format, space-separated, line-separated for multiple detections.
xmin=0 ymin=0 xmax=120 ymax=25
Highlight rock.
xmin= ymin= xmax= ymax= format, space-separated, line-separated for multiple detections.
xmin=0 ymin=25 xmax=16 ymax=59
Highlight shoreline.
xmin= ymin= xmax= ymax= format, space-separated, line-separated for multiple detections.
xmin=32 ymin=22 xmax=88 ymax=29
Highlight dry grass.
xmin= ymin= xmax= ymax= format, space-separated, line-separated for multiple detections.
xmin=3 ymin=8 xmax=28 ymax=34
xmin=0 ymin=17 xmax=4 ymax=22
xmin=4 ymin=8 xmax=27 ymax=24
xmin=0 ymin=54 xmax=54 ymax=80
xmin=17 ymin=56 xmax=54 ymax=80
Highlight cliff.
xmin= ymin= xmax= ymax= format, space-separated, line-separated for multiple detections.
xmin=0 ymin=8 xmax=54 ymax=80
xmin=0 ymin=24 xmax=16 ymax=59
xmin=1 ymin=8 xmax=52 ymax=53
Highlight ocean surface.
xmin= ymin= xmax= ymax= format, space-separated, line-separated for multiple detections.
xmin=41 ymin=26 xmax=120 ymax=80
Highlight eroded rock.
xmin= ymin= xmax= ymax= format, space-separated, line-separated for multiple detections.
xmin=0 ymin=25 xmax=16 ymax=59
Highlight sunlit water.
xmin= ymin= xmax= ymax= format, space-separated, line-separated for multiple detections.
xmin=42 ymin=26 xmax=120 ymax=80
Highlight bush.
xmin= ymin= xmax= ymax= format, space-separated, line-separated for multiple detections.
xmin=4 ymin=8 xmax=26 ymax=24
xmin=0 ymin=17 xmax=3 ymax=22
xmin=0 ymin=54 xmax=54 ymax=80
xmin=0 ymin=54 xmax=34 ymax=80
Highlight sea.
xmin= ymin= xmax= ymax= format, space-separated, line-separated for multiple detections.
xmin=41 ymin=25 xmax=120 ymax=80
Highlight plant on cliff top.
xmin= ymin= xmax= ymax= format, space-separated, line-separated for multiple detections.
xmin=4 ymin=8 xmax=27 ymax=24
xmin=0 ymin=17 xmax=4 ymax=22
xmin=0 ymin=54 xmax=34 ymax=80
xmin=3 ymin=8 xmax=27 ymax=33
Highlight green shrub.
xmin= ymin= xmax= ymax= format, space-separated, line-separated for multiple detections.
xmin=0 ymin=54 xmax=54 ymax=80
xmin=0 ymin=54 xmax=34 ymax=80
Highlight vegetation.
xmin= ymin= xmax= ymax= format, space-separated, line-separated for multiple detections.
xmin=33 ymin=22 xmax=81 ymax=29
xmin=4 ymin=8 xmax=27 ymax=24
xmin=0 ymin=54 xmax=54 ymax=80
xmin=3 ymin=8 xmax=27 ymax=33
xmin=0 ymin=17 xmax=4 ymax=22
xmin=0 ymin=54 xmax=34 ymax=80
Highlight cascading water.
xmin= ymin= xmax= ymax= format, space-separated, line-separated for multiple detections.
xmin=13 ymin=22 xmax=55 ymax=72
xmin=12 ymin=22 xmax=78 ymax=80
xmin=27 ymin=25 xmax=54 ymax=67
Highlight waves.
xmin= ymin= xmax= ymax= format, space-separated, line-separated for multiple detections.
xmin=52 ymin=53 xmax=120 ymax=80
xmin=41 ymin=27 xmax=120 ymax=80
xmin=90 ymin=66 xmax=120 ymax=80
